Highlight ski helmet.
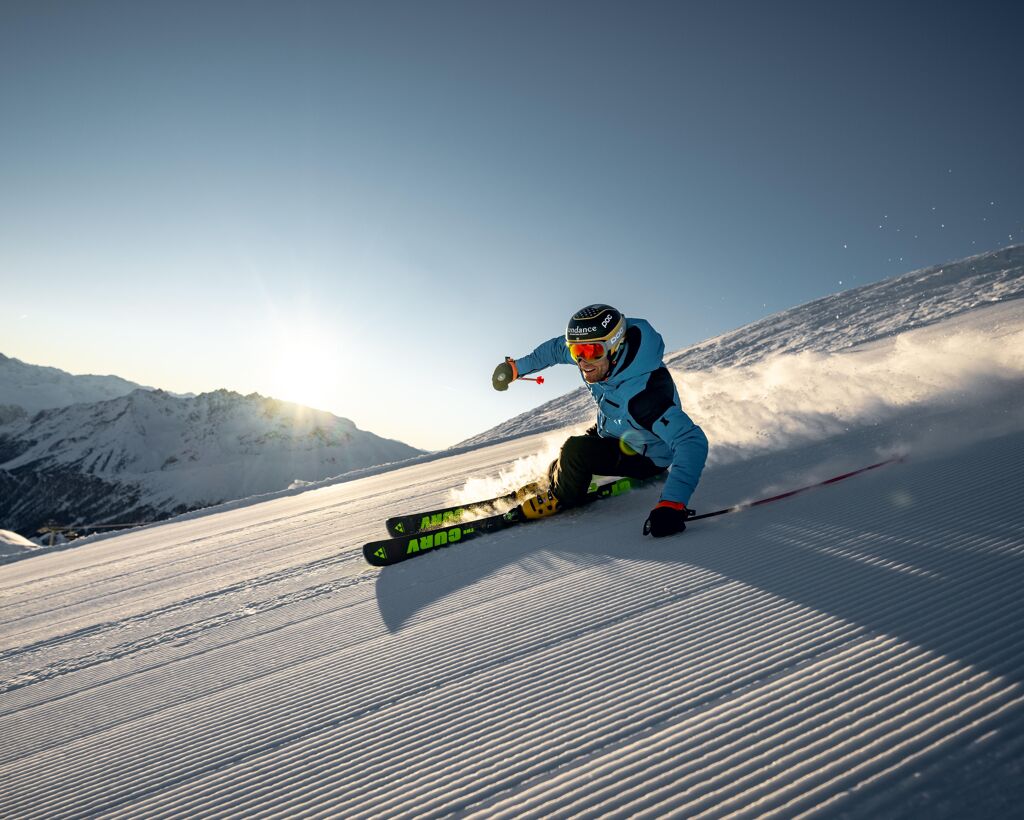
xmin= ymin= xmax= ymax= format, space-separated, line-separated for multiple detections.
xmin=565 ymin=304 xmax=626 ymax=361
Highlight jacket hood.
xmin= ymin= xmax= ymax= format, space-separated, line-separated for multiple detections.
xmin=606 ymin=318 xmax=665 ymax=385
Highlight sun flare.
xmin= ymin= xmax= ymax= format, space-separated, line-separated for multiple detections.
xmin=267 ymin=329 xmax=339 ymax=412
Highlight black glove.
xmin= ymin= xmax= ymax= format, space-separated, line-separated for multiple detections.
xmin=644 ymin=502 xmax=688 ymax=537
xmin=584 ymin=424 xmax=598 ymax=437
xmin=492 ymin=358 xmax=516 ymax=391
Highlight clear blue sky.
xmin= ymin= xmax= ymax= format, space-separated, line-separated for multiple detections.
xmin=3 ymin=1 xmax=1022 ymax=450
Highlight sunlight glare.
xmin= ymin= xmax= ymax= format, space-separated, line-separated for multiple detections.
xmin=267 ymin=327 xmax=340 ymax=413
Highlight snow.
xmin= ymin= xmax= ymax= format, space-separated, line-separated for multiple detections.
xmin=0 ymin=353 xmax=150 ymax=412
xmin=1 ymin=248 xmax=1023 ymax=816
xmin=3 ymin=389 xmax=420 ymax=497
xmin=685 ymin=299 xmax=1024 ymax=466
xmin=0 ymin=389 xmax=423 ymax=537
xmin=0 ymin=529 xmax=36 ymax=559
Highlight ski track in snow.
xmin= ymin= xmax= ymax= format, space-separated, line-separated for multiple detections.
xmin=3 ymin=284 xmax=1024 ymax=816
xmin=1 ymin=411 xmax=1023 ymax=818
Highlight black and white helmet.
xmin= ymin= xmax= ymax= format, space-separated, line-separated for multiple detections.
xmin=565 ymin=304 xmax=626 ymax=361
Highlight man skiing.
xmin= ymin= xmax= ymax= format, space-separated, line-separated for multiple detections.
xmin=491 ymin=304 xmax=708 ymax=537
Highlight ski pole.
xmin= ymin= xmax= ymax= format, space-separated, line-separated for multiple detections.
xmin=688 ymin=457 xmax=903 ymax=522
xmin=644 ymin=456 xmax=903 ymax=535
xmin=519 ymin=376 xmax=545 ymax=384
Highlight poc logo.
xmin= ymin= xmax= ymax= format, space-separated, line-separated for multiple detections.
xmin=602 ymin=314 xmax=614 ymax=328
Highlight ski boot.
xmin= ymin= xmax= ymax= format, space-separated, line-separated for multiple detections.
xmin=521 ymin=489 xmax=562 ymax=520
xmin=513 ymin=482 xmax=542 ymax=501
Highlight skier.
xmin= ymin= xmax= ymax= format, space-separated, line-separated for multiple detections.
xmin=491 ymin=304 xmax=708 ymax=537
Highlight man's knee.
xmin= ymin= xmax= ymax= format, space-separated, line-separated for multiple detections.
xmin=552 ymin=435 xmax=609 ymax=505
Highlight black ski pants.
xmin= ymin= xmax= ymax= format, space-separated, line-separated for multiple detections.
xmin=550 ymin=433 xmax=666 ymax=507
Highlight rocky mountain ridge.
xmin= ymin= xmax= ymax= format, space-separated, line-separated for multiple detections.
xmin=0 ymin=387 xmax=422 ymax=536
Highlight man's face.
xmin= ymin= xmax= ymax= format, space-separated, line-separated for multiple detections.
xmin=578 ymin=353 xmax=611 ymax=383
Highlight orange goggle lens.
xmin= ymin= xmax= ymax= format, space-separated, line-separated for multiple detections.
xmin=568 ymin=342 xmax=607 ymax=361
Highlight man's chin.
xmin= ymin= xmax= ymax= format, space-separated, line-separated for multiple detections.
xmin=582 ymin=369 xmax=602 ymax=383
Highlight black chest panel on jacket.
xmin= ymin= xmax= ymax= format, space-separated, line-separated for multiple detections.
xmin=627 ymin=367 xmax=677 ymax=431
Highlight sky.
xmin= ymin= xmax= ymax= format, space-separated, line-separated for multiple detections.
xmin=2 ymin=0 xmax=1023 ymax=451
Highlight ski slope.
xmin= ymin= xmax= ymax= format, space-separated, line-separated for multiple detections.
xmin=2 ymin=303 xmax=1024 ymax=816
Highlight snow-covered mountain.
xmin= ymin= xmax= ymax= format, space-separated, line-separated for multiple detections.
xmin=2 ymin=245 xmax=1023 ymax=816
xmin=0 ymin=353 xmax=152 ymax=418
xmin=0 ymin=388 xmax=423 ymax=536
xmin=459 ymin=244 xmax=1024 ymax=446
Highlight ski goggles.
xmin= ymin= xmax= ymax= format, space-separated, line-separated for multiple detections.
xmin=568 ymin=341 xmax=610 ymax=361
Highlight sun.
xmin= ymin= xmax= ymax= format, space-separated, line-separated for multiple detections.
xmin=266 ymin=329 xmax=339 ymax=412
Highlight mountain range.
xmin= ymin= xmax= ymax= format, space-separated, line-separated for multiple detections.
xmin=0 ymin=365 xmax=422 ymax=537
xmin=0 ymin=353 xmax=155 ymax=418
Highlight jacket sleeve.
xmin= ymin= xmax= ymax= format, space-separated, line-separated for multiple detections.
xmin=513 ymin=336 xmax=575 ymax=376
xmin=627 ymin=367 xmax=708 ymax=506
xmin=650 ymin=405 xmax=708 ymax=507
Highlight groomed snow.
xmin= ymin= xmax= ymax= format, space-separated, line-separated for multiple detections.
xmin=1 ymin=290 xmax=1023 ymax=817
xmin=0 ymin=529 xmax=36 ymax=560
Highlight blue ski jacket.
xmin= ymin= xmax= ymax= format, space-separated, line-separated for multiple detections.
xmin=514 ymin=318 xmax=708 ymax=506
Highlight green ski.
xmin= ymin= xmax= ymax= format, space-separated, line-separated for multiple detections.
xmin=384 ymin=482 xmax=541 ymax=537
xmin=365 ymin=476 xmax=663 ymax=567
